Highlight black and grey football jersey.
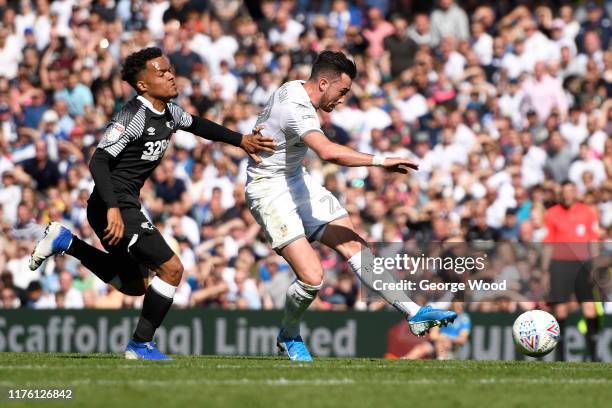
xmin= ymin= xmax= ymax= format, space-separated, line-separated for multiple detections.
xmin=93 ymin=97 xmax=192 ymax=208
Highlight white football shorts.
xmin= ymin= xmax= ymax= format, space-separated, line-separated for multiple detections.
xmin=246 ymin=172 xmax=348 ymax=250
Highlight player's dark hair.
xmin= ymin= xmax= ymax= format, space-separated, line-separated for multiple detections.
xmin=121 ymin=47 xmax=163 ymax=92
xmin=310 ymin=51 xmax=357 ymax=81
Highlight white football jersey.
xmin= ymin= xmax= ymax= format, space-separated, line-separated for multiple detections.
xmin=247 ymin=80 xmax=322 ymax=181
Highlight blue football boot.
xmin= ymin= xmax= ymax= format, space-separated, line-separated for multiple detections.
xmin=408 ymin=305 xmax=457 ymax=336
xmin=277 ymin=330 xmax=313 ymax=362
xmin=29 ymin=222 xmax=73 ymax=270
xmin=125 ymin=340 xmax=172 ymax=360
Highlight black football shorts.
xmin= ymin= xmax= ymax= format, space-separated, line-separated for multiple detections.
xmin=549 ymin=259 xmax=596 ymax=303
xmin=87 ymin=196 xmax=175 ymax=272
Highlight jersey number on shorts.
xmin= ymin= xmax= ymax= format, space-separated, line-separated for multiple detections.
xmin=320 ymin=195 xmax=341 ymax=214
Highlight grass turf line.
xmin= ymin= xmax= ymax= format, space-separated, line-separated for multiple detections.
xmin=0 ymin=353 xmax=610 ymax=408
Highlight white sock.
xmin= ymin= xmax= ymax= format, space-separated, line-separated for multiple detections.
xmin=347 ymin=248 xmax=421 ymax=317
xmin=150 ymin=276 xmax=177 ymax=299
xmin=281 ymin=279 xmax=322 ymax=338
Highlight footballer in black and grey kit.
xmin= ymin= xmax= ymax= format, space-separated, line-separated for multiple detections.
xmin=87 ymin=96 xmax=215 ymax=271
xmin=29 ymin=47 xmax=275 ymax=360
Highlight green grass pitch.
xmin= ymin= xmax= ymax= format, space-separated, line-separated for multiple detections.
xmin=0 ymin=353 xmax=610 ymax=407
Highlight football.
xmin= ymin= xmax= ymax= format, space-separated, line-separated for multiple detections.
xmin=513 ymin=310 xmax=560 ymax=357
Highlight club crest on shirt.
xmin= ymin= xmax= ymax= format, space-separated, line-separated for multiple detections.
xmin=576 ymin=224 xmax=585 ymax=236
xmin=166 ymin=121 xmax=174 ymax=129
xmin=106 ymin=123 xmax=125 ymax=142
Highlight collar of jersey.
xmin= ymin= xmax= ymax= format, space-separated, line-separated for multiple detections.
xmin=297 ymin=80 xmax=317 ymax=110
xmin=137 ymin=95 xmax=165 ymax=115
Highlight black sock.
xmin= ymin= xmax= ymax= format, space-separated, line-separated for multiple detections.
xmin=556 ymin=319 xmax=566 ymax=361
xmin=66 ymin=237 xmax=118 ymax=282
xmin=585 ymin=317 xmax=599 ymax=362
xmin=133 ymin=285 xmax=173 ymax=342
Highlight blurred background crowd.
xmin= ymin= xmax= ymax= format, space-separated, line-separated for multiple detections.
xmin=0 ymin=0 xmax=610 ymax=312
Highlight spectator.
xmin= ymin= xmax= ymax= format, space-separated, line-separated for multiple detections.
xmin=54 ymin=71 xmax=94 ymax=117
xmin=22 ymin=88 xmax=49 ymax=129
xmin=576 ymin=30 xmax=605 ymax=73
xmin=169 ymin=32 xmax=203 ymax=78
xmin=501 ymin=37 xmax=533 ymax=80
xmin=0 ymin=0 xmax=608 ymax=314
xmin=383 ymin=15 xmax=418 ymax=79
xmin=393 ymin=81 xmax=428 ymax=125
xmin=408 ymin=13 xmax=433 ymax=46
xmin=430 ymin=0 xmax=469 ymax=46
xmin=522 ymin=61 xmax=568 ymax=122
xmin=522 ymin=18 xmax=557 ymax=64
xmin=251 ymin=70 xmax=276 ymax=107
xmin=230 ymin=265 xmax=261 ymax=309
xmin=261 ymin=255 xmax=293 ymax=309
xmin=268 ymin=8 xmax=303 ymax=50
xmin=545 ymin=131 xmax=575 ymax=183
xmin=328 ymin=0 xmax=352 ymax=39
xmin=58 ymin=270 xmax=84 ymax=309
xmin=1 ymin=286 xmax=20 ymax=309
xmin=569 ymin=143 xmax=607 ymax=193
xmin=471 ymin=20 xmax=493 ymax=66
xmin=26 ymin=280 xmax=56 ymax=309
xmin=0 ymin=26 xmax=22 ymax=79
xmin=363 ymin=7 xmax=394 ymax=59
xmin=0 ymin=170 xmax=22 ymax=224
xmin=576 ymin=1 xmax=611 ymax=53
xmin=1 ymin=271 xmax=27 ymax=307
xmin=319 ymin=270 xmax=358 ymax=309
xmin=17 ymin=139 xmax=60 ymax=191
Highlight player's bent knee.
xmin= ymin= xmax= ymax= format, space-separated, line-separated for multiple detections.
xmin=300 ymin=271 xmax=324 ymax=287
xmin=169 ymin=262 xmax=184 ymax=283
xmin=157 ymin=256 xmax=184 ymax=286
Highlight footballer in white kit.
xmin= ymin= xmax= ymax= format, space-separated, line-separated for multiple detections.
xmin=246 ymin=51 xmax=457 ymax=362
xmin=246 ymin=79 xmax=346 ymax=249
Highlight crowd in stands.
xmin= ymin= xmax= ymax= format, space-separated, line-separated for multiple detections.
xmin=0 ymin=0 xmax=610 ymax=312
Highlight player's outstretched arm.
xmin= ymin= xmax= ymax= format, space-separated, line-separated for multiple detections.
xmin=239 ymin=126 xmax=276 ymax=163
xmin=185 ymin=116 xmax=275 ymax=163
xmin=303 ymin=131 xmax=419 ymax=173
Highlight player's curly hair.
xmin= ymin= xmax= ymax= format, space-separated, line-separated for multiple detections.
xmin=121 ymin=47 xmax=163 ymax=92
xmin=310 ymin=51 xmax=357 ymax=81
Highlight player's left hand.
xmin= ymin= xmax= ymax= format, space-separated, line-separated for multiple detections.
xmin=382 ymin=157 xmax=419 ymax=174
xmin=241 ymin=126 xmax=275 ymax=164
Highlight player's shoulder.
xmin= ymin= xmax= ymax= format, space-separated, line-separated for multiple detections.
xmin=111 ymin=97 xmax=144 ymax=124
xmin=280 ymin=80 xmax=312 ymax=107
xmin=166 ymin=100 xmax=193 ymax=128
xmin=121 ymin=97 xmax=144 ymax=115
xmin=166 ymin=99 xmax=182 ymax=109
xmin=166 ymin=99 xmax=190 ymax=117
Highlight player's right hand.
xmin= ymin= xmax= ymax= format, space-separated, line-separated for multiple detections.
xmin=382 ymin=157 xmax=419 ymax=174
xmin=241 ymin=126 xmax=276 ymax=164
xmin=104 ymin=207 xmax=124 ymax=246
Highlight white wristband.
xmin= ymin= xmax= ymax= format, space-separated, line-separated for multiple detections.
xmin=372 ymin=155 xmax=386 ymax=166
